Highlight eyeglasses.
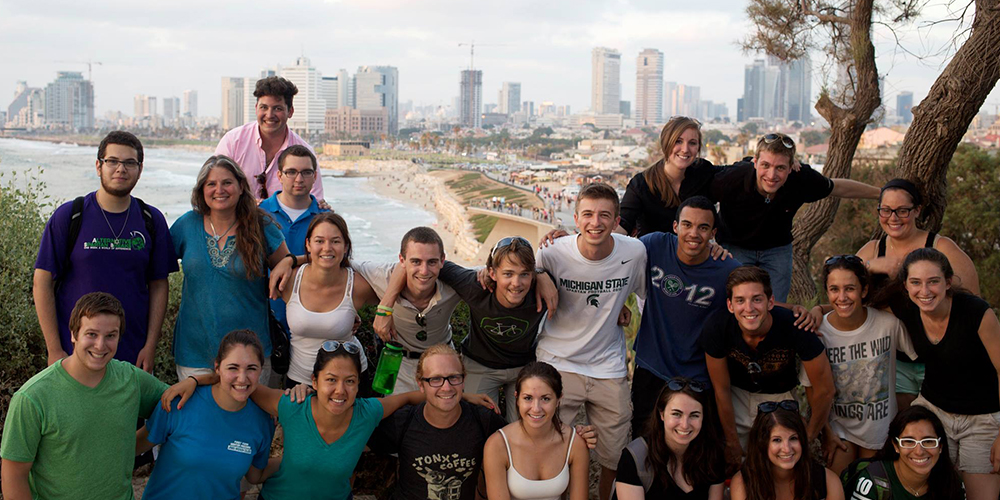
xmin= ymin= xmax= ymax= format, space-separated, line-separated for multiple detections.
xmin=825 ymin=254 xmax=864 ymax=266
xmin=876 ymin=206 xmax=915 ymax=219
xmin=282 ymin=169 xmax=315 ymax=179
xmin=255 ymin=173 xmax=269 ymax=199
xmin=99 ymin=158 xmax=141 ymax=170
xmin=321 ymin=340 xmax=361 ymax=355
xmin=491 ymin=236 xmax=531 ymax=258
xmin=666 ymin=378 xmax=705 ymax=393
xmin=758 ymin=399 xmax=799 ymax=413
xmin=760 ymin=133 xmax=795 ymax=149
xmin=895 ymin=437 xmax=941 ymax=449
xmin=421 ymin=374 xmax=465 ymax=387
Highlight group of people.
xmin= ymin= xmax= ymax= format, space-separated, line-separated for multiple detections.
xmin=0 ymin=76 xmax=996 ymax=500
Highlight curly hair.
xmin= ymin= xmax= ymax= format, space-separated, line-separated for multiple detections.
xmin=253 ymin=76 xmax=298 ymax=109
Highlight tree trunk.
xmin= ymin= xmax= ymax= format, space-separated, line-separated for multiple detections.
xmin=789 ymin=0 xmax=881 ymax=302
xmin=891 ymin=0 xmax=1000 ymax=233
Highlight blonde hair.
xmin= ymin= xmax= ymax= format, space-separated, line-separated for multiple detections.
xmin=415 ymin=344 xmax=466 ymax=383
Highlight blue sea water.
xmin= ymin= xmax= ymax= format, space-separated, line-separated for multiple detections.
xmin=0 ymin=137 xmax=433 ymax=261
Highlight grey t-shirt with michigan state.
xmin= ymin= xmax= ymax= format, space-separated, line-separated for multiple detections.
xmin=439 ymin=261 xmax=545 ymax=369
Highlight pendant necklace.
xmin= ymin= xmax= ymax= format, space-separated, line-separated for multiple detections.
xmin=209 ymin=217 xmax=238 ymax=247
xmin=99 ymin=198 xmax=131 ymax=240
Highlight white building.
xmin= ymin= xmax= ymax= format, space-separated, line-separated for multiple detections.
xmin=281 ymin=56 xmax=326 ymax=134
xmin=45 ymin=71 xmax=94 ymax=129
xmin=220 ymin=77 xmax=245 ymax=130
xmin=183 ymin=90 xmax=198 ymax=118
xmin=591 ymin=47 xmax=621 ymax=114
xmin=163 ymin=96 xmax=180 ymax=125
xmin=355 ymin=66 xmax=399 ymax=134
xmin=498 ymin=82 xmax=521 ymax=115
xmin=635 ymin=49 xmax=663 ymax=126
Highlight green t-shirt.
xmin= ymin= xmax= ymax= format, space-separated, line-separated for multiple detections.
xmin=843 ymin=459 xmax=925 ymax=500
xmin=0 ymin=359 xmax=168 ymax=500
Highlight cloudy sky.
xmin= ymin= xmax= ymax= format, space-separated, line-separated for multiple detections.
xmin=2 ymin=0 xmax=997 ymax=120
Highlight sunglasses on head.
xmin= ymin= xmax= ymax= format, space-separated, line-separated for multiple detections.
xmin=824 ymin=254 xmax=864 ymax=267
xmin=757 ymin=399 xmax=799 ymax=413
xmin=666 ymin=378 xmax=706 ymax=393
xmin=761 ymin=133 xmax=795 ymax=149
xmin=491 ymin=236 xmax=531 ymax=259
xmin=321 ymin=340 xmax=361 ymax=355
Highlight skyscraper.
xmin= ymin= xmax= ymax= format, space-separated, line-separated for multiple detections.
xmin=6 ymin=82 xmax=44 ymax=128
xmin=281 ymin=56 xmax=326 ymax=134
xmin=663 ymin=81 xmax=678 ymax=119
xmin=183 ymin=90 xmax=198 ymax=118
xmin=44 ymin=71 xmax=94 ymax=129
xmin=635 ymin=49 xmax=663 ymax=126
xmin=221 ymin=77 xmax=245 ymax=130
xmin=783 ymin=55 xmax=812 ymax=123
xmin=498 ymin=82 xmax=521 ymax=115
xmin=163 ymin=96 xmax=180 ymax=125
xmin=897 ymin=91 xmax=913 ymax=123
xmin=355 ymin=66 xmax=399 ymax=135
xmin=321 ymin=76 xmax=340 ymax=110
xmin=591 ymin=47 xmax=621 ymax=114
xmin=460 ymin=70 xmax=483 ymax=128
xmin=742 ymin=59 xmax=780 ymax=120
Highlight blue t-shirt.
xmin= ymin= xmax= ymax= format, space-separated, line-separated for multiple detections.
xmin=170 ymin=210 xmax=284 ymax=368
xmin=260 ymin=395 xmax=384 ymax=500
xmin=635 ymin=232 xmax=741 ymax=383
xmin=34 ymin=192 xmax=178 ymax=364
xmin=142 ymin=385 xmax=274 ymax=500
xmin=259 ymin=192 xmax=327 ymax=333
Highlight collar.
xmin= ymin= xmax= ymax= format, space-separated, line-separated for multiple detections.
xmin=252 ymin=122 xmax=292 ymax=154
xmin=741 ymin=162 xmax=779 ymax=203
xmin=260 ymin=192 xmax=321 ymax=217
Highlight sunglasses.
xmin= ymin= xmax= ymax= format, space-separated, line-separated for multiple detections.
xmin=761 ymin=133 xmax=795 ymax=149
xmin=757 ymin=399 xmax=799 ymax=413
xmin=321 ymin=340 xmax=361 ymax=355
xmin=666 ymin=378 xmax=705 ymax=393
xmin=824 ymin=254 xmax=864 ymax=267
xmin=491 ymin=236 xmax=531 ymax=259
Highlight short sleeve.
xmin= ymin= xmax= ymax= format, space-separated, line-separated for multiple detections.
xmin=793 ymin=327 xmax=826 ymax=362
xmin=358 ymin=398 xmax=386 ymax=431
xmin=614 ymin=448 xmax=643 ymax=486
xmin=134 ymin=365 xmax=170 ymax=419
xmin=535 ymin=247 xmax=550 ymax=273
xmin=251 ymin=411 xmax=275 ymax=470
xmin=34 ymin=200 xmax=73 ymax=279
xmin=276 ymin=393 xmax=296 ymax=423
xmin=170 ymin=211 xmax=194 ymax=260
xmin=793 ymin=165 xmax=834 ymax=203
xmin=631 ymin=251 xmax=647 ymax=301
xmin=486 ymin=408 xmax=507 ymax=435
xmin=215 ymin=133 xmax=233 ymax=157
xmin=892 ymin=317 xmax=917 ymax=361
xmin=368 ymin=406 xmax=408 ymax=455
xmin=438 ymin=261 xmax=483 ymax=300
xmin=352 ymin=261 xmax=390 ymax=297
xmin=147 ymin=206 xmax=179 ymax=281
xmin=700 ymin=310 xmax=730 ymax=359
xmin=263 ymin=217 xmax=284 ymax=255
xmin=144 ymin=400 xmax=177 ymax=446
xmin=0 ymin=393 xmax=43 ymax=463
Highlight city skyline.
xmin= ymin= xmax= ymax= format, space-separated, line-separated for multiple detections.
xmin=2 ymin=0 xmax=997 ymax=122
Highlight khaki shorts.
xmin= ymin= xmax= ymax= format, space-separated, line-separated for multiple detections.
xmin=558 ymin=371 xmax=632 ymax=470
xmin=913 ymin=394 xmax=1000 ymax=474
xmin=393 ymin=357 xmax=420 ymax=394
xmin=464 ymin=356 xmax=522 ymax=421
xmin=731 ymin=386 xmax=795 ymax=450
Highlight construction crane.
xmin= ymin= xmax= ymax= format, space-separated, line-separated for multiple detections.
xmin=54 ymin=60 xmax=103 ymax=80
xmin=457 ymin=41 xmax=507 ymax=70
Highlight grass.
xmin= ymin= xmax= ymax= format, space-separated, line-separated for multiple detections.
xmin=469 ymin=214 xmax=499 ymax=243
xmin=443 ymin=172 xmax=540 ymax=208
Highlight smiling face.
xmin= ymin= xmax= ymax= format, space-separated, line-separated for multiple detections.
xmin=278 ymin=154 xmax=315 ymax=198
xmin=312 ymin=356 xmax=359 ymax=416
xmin=904 ymin=260 xmax=951 ymax=313
xmin=825 ymin=268 xmax=867 ymax=320
xmin=673 ymin=206 xmax=716 ymax=262
xmin=574 ymin=197 xmax=619 ymax=248
xmin=666 ymin=127 xmax=701 ymax=171
xmin=489 ymin=254 xmax=533 ymax=308
xmin=306 ymin=221 xmax=346 ymax=269
xmin=517 ymin=376 xmax=559 ymax=430
xmin=878 ymin=189 xmax=920 ymax=240
xmin=753 ymin=150 xmax=792 ymax=196
xmin=661 ymin=393 xmax=703 ymax=449
xmin=97 ymin=144 xmax=142 ymax=197
xmin=400 ymin=241 xmax=444 ymax=297
xmin=214 ymin=344 xmax=262 ymax=404
xmin=727 ymin=282 xmax=774 ymax=333
xmin=893 ymin=420 xmax=941 ymax=477
xmin=202 ymin=167 xmax=241 ymax=214
xmin=418 ymin=353 xmax=465 ymax=414
xmin=767 ymin=424 xmax=802 ymax=470
xmin=70 ymin=313 xmax=120 ymax=373
xmin=255 ymin=94 xmax=293 ymax=136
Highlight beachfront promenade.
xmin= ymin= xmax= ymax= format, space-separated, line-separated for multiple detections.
xmin=466 ymin=206 xmax=556 ymax=262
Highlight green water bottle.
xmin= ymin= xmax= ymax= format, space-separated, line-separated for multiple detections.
xmin=372 ymin=342 xmax=404 ymax=395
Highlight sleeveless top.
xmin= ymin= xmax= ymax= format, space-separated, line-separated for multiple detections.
xmin=499 ymin=428 xmax=574 ymax=500
xmin=286 ymin=264 xmax=367 ymax=384
xmin=869 ymin=231 xmax=937 ymax=298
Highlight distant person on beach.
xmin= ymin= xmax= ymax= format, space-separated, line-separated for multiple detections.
xmin=355 ymin=227 xmax=462 ymax=393
xmin=534 ymin=182 xmax=646 ymax=500
xmin=1 ymin=293 xmax=192 ymax=500
xmin=33 ymin=130 xmax=178 ymax=371
xmin=259 ymin=145 xmax=329 ymax=338
xmin=215 ymin=76 xmax=324 ymax=202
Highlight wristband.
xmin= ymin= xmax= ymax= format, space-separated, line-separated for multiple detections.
xmin=285 ymin=253 xmax=298 ymax=267
xmin=376 ymin=305 xmax=394 ymax=314
xmin=187 ymin=375 xmax=198 ymax=385
xmin=375 ymin=311 xmax=391 ymax=317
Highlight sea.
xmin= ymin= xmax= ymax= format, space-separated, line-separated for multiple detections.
xmin=0 ymin=137 xmax=435 ymax=261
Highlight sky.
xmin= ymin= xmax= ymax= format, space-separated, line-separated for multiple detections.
xmin=2 ymin=0 xmax=998 ymax=121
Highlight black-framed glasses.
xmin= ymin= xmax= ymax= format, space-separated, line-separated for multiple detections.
xmin=876 ymin=206 xmax=915 ymax=219
xmin=491 ymin=236 xmax=530 ymax=258
xmin=825 ymin=254 xmax=864 ymax=267
xmin=282 ymin=168 xmax=316 ymax=179
xmin=666 ymin=378 xmax=705 ymax=393
xmin=321 ymin=340 xmax=361 ymax=355
xmin=758 ymin=399 xmax=799 ymax=413
xmin=895 ymin=437 xmax=941 ymax=449
xmin=421 ymin=374 xmax=465 ymax=387
xmin=99 ymin=158 xmax=141 ymax=170
xmin=255 ymin=173 xmax=269 ymax=199
xmin=760 ymin=133 xmax=795 ymax=149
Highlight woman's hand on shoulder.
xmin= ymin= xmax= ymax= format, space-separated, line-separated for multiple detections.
xmin=573 ymin=424 xmax=597 ymax=449
xmin=462 ymin=392 xmax=499 ymax=414
xmin=284 ymin=383 xmax=314 ymax=403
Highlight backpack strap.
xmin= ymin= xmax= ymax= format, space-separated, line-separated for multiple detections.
xmin=135 ymin=197 xmax=157 ymax=240
xmin=624 ymin=437 xmax=654 ymax=492
xmin=842 ymin=459 xmax=893 ymax=500
xmin=59 ymin=196 xmax=87 ymax=284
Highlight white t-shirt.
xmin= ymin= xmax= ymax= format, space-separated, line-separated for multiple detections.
xmin=276 ymin=197 xmax=309 ymax=222
xmin=801 ymin=307 xmax=916 ymax=449
xmin=536 ymin=234 xmax=646 ymax=378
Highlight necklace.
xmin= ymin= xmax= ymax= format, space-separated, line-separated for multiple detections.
xmin=208 ymin=217 xmax=238 ymax=247
xmin=894 ymin=462 xmax=928 ymax=497
xmin=99 ymin=197 xmax=131 ymax=240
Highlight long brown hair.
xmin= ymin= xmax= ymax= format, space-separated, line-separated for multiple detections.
xmin=192 ymin=155 xmax=273 ymax=280
xmin=742 ymin=409 xmax=816 ymax=500
xmin=643 ymin=116 xmax=702 ymax=207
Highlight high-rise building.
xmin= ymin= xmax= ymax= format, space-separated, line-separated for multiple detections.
xmin=163 ymin=96 xmax=180 ymax=125
xmin=635 ymin=49 xmax=663 ymax=126
xmin=133 ymin=95 xmax=156 ymax=118
xmin=591 ymin=47 xmax=621 ymax=114
xmin=522 ymin=101 xmax=535 ymax=117
xmin=742 ymin=59 xmax=780 ymax=121
xmin=7 ymin=81 xmax=44 ymax=128
xmin=221 ymin=77 xmax=245 ymax=130
xmin=355 ymin=66 xmax=399 ymax=135
xmin=897 ymin=91 xmax=913 ymax=123
xmin=619 ymin=101 xmax=631 ymax=119
xmin=783 ymin=55 xmax=812 ymax=123
xmin=242 ymin=78 xmax=259 ymax=127
xmin=281 ymin=56 xmax=325 ymax=134
xmin=498 ymin=82 xmax=521 ymax=114
xmin=183 ymin=90 xmax=198 ymax=118
xmin=460 ymin=70 xmax=483 ymax=128
xmin=321 ymin=76 xmax=340 ymax=109
xmin=44 ymin=71 xmax=94 ymax=129
xmin=663 ymin=81 xmax=678 ymax=119
xmin=325 ymin=107 xmax=388 ymax=137
xmin=742 ymin=56 xmax=811 ymax=122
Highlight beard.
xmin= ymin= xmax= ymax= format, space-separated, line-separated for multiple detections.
xmin=100 ymin=170 xmax=138 ymax=197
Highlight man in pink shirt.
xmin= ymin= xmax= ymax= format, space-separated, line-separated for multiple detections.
xmin=215 ymin=76 xmax=325 ymax=201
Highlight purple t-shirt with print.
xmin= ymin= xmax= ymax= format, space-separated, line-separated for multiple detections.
xmin=34 ymin=192 xmax=178 ymax=364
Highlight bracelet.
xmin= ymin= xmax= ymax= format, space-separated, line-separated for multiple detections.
xmin=187 ymin=375 xmax=198 ymax=385
xmin=376 ymin=305 xmax=394 ymax=314
xmin=375 ymin=310 xmax=391 ymax=317
xmin=285 ymin=253 xmax=298 ymax=267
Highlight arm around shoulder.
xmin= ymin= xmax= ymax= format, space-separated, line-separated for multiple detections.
xmin=830 ymin=178 xmax=880 ymax=200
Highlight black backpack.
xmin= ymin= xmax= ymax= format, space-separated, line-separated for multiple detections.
xmin=842 ymin=459 xmax=893 ymax=500
xmin=60 ymin=195 xmax=157 ymax=284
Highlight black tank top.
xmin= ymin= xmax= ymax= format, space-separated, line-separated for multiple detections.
xmin=868 ymin=231 xmax=937 ymax=295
